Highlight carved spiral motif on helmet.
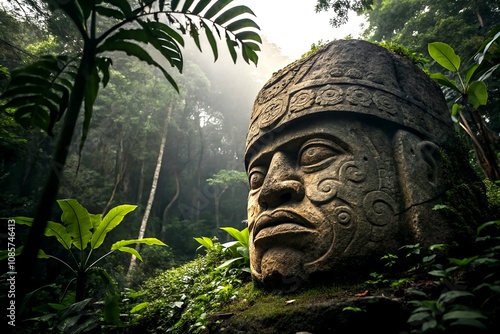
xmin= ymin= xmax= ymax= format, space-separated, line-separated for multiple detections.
xmin=290 ymin=90 xmax=315 ymax=113
xmin=259 ymin=97 xmax=287 ymax=129
xmin=316 ymin=85 xmax=343 ymax=106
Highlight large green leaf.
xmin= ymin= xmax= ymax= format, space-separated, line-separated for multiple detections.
xmin=137 ymin=20 xmax=184 ymax=70
xmin=8 ymin=216 xmax=34 ymax=226
xmin=221 ymin=227 xmax=249 ymax=246
xmin=225 ymin=32 xmax=237 ymax=63
xmin=114 ymin=246 xmax=142 ymax=261
xmin=467 ymin=81 xmax=488 ymax=109
xmin=191 ymin=0 xmax=211 ymax=15
xmin=94 ymin=268 xmax=119 ymax=324
xmin=477 ymin=63 xmax=499 ymax=82
xmin=202 ymin=20 xmax=219 ymax=61
xmin=442 ymin=310 xmax=487 ymax=321
xmin=437 ymin=290 xmax=474 ymax=304
xmin=57 ymin=199 xmax=93 ymax=251
xmin=428 ymin=42 xmax=461 ymax=72
xmin=204 ymin=0 xmax=233 ymax=19
xmin=181 ymin=0 xmax=196 ymax=12
xmin=95 ymin=5 xmax=125 ymax=20
xmin=214 ymin=5 xmax=255 ymax=25
xmin=0 ymin=55 xmax=75 ymax=135
xmin=0 ymin=245 xmax=23 ymax=261
xmin=45 ymin=221 xmax=72 ymax=250
xmin=111 ymin=237 xmax=167 ymax=261
xmin=103 ymin=0 xmax=132 ymax=17
xmin=226 ymin=18 xmax=260 ymax=32
xmin=97 ymin=40 xmax=179 ymax=91
xmin=465 ymin=64 xmax=479 ymax=85
xmin=89 ymin=213 xmax=102 ymax=231
xmin=194 ymin=236 xmax=214 ymax=250
xmin=235 ymin=31 xmax=262 ymax=44
xmin=475 ymin=30 xmax=500 ymax=64
xmin=111 ymin=238 xmax=166 ymax=250
xmin=429 ymin=73 xmax=461 ymax=93
xmin=91 ymin=204 xmax=137 ymax=249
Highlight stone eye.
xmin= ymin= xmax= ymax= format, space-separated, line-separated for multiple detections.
xmin=249 ymin=170 xmax=265 ymax=190
xmin=299 ymin=143 xmax=338 ymax=170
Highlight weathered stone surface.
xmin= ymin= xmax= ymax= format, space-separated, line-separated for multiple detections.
xmin=211 ymin=288 xmax=410 ymax=334
xmin=244 ymin=39 xmax=487 ymax=287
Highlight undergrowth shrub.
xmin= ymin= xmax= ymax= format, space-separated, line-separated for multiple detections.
xmin=131 ymin=238 xmax=250 ymax=333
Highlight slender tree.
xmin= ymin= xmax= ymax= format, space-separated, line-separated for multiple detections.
xmin=206 ymin=169 xmax=247 ymax=229
xmin=128 ymin=103 xmax=173 ymax=275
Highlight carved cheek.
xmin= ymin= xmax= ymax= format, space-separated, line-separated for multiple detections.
xmin=303 ymin=157 xmax=355 ymax=204
xmin=247 ymin=192 xmax=261 ymax=233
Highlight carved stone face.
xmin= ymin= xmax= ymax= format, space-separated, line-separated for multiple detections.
xmin=244 ymin=40 xmax=480 ymax=287
xmin=247 ymin=115 xmax=405 ymax=284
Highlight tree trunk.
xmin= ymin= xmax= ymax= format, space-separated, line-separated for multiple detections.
xmin=102 ymin=131 xmax=127 ymax=215
xmin=161 ymin=170 xmax=180 ymax=240
xmin=194 ymin=115 xmax=205 ymax=221
xmin=17 ymin=42 xmax=96 ymax=310
xmin=460 ymin=108 xmax=500 ymax=181
xmin=127 ymin=105 xmax=172 ymax=275
xmin=75 ymin=269 xmax=88 ymax=302
xmin=137 ymin=159 xmax=145 ymax=205
xmin=214 ymin=186 xmax=228 ymax=230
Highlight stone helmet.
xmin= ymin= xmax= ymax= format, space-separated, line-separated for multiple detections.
xmin=245 ymin=39 xmax=455 ymax=167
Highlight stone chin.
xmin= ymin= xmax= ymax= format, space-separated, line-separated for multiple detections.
xmin=249 ymin=208 xmax=337 ymax=284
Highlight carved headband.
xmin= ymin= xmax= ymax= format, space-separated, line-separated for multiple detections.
xmin=245 ymin=40 xmax=455 ymax=160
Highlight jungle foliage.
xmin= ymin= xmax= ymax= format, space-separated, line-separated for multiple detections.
xmin=1 ymin=0 xmax=500 ymax=333
xmin=0 ymin=0 xmax=262 ymax=308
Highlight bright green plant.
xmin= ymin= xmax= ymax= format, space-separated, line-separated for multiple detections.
xmin=377 ymin=41 xmax=428 ymax=68
xmin=195 ymin=226 xmax=250 ymax=273
xmin=3 ymin=199 xmax=166 ymax=308
xmin=218 ymin=226 xmax=250 ymax=272
xmin=25 ymin=293 xmax=100 ymax=334
xmin=301 ymin=39 xmax=329 ymax=58
xmin=428 ymin=28 xmax=500 ymax=180
xmin=137 ymin=243 xmax=246 ymax=333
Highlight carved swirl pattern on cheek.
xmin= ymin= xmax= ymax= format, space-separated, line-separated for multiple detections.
xmin=304 ymin=203 xmax=356 ymax=272
xmin=307 ymin=178 xmax=341 ymax=204
xmin=334 ymin=206 xmax=352 ymax=226
xmin=339 ymin=161 xmax=366 ymax=183
xmin=362 ymin=191 xmax=396 ymax=227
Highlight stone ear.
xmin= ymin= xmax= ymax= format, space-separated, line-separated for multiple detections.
xmin=416 ymin=140 xmax=442 ymax=187
xmin=394 ymin=130 xmax=443 ymax=206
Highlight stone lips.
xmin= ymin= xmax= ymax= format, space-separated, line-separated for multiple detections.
xmin=245 ymin=39 xmax=455 ymax=164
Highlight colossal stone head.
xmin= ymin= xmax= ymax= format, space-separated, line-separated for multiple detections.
xmin=244 ymin=40 xmax=484 ymax=287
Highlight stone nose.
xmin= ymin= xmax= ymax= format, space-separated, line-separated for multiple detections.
xmin=258 ymin=152 xmax=305 ymax=209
